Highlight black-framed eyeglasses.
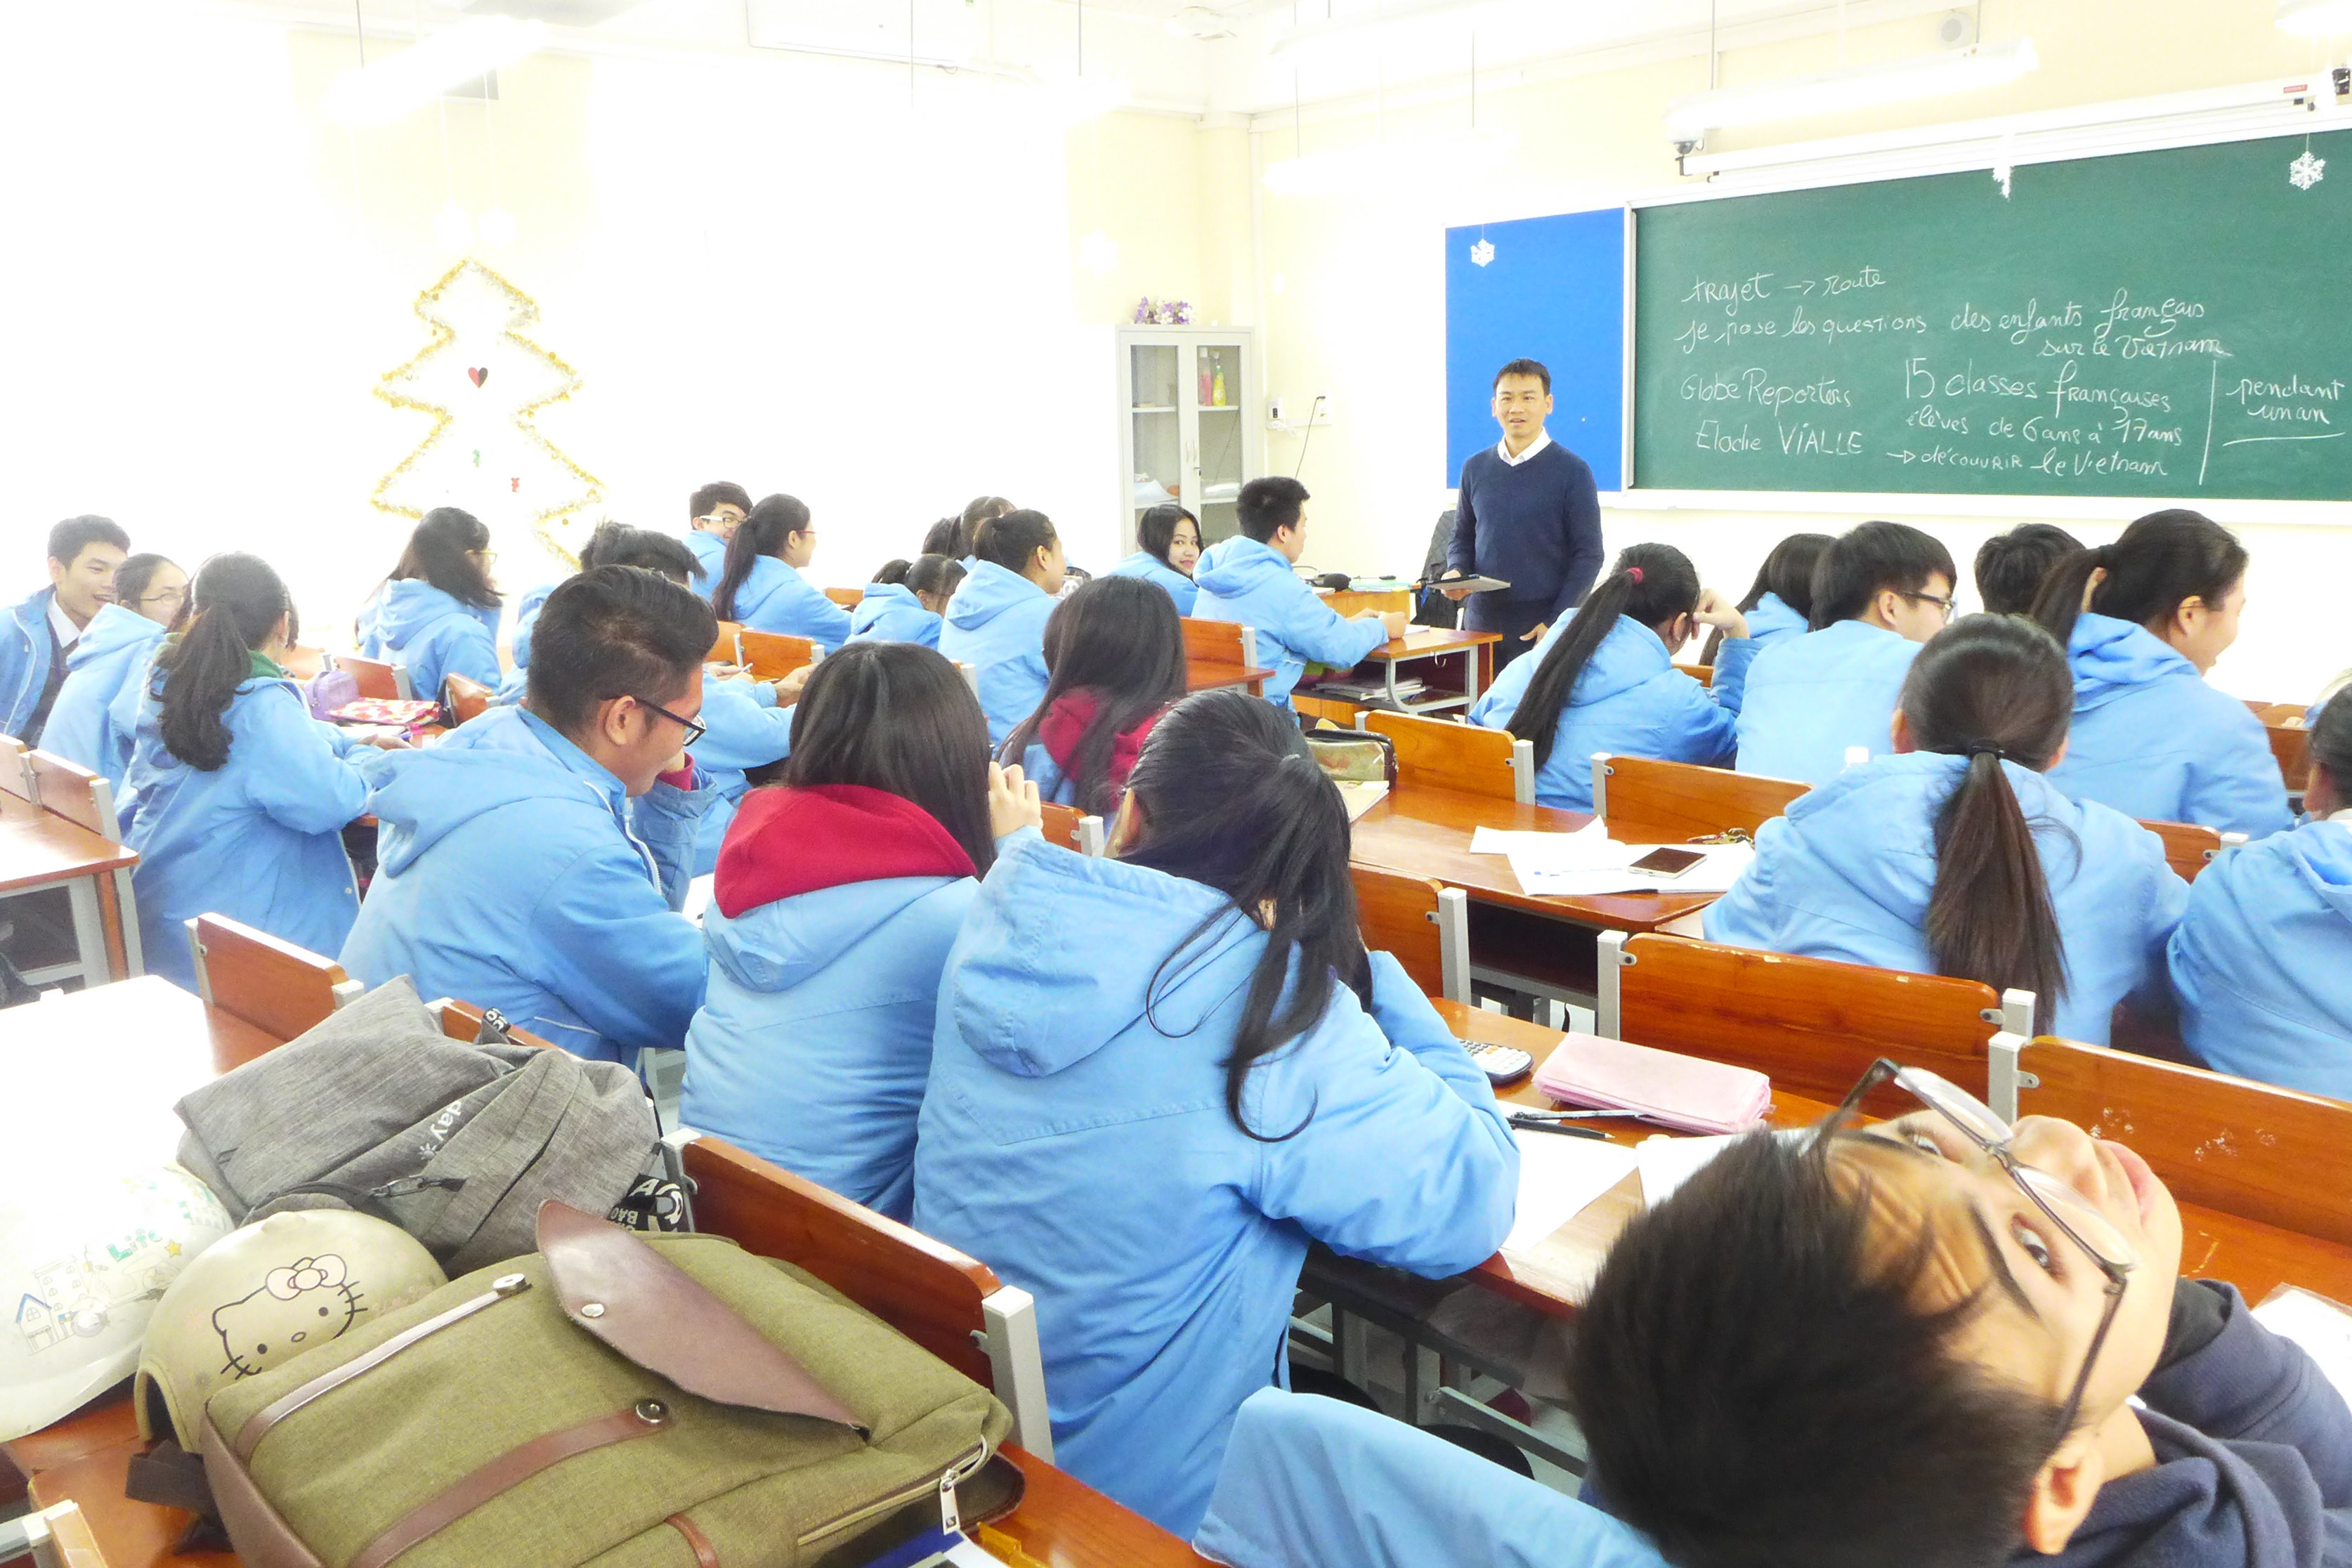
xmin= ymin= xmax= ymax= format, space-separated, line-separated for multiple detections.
xmin=136 ymin=588 xmax=188 ymax=608
xmin=634 ymin=696 xmax=706 ymax=748
xmin=1898 ymin=589 xmax=1958 ymax=620
xmin=1824 ymin=1059 xmax=2136 ymax=1439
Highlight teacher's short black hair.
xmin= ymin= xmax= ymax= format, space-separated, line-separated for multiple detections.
xmin=1236 ymin=477 xmax=1309 ymax=542
xmin=1493 ymin=358 xmax=1551 ymax=394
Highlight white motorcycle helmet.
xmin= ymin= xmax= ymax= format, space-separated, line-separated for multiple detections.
xmin=0 ymin=1161 xmax=234 ymax=1442
xmin=133 ymin=1210 xmax=446 ymax=1451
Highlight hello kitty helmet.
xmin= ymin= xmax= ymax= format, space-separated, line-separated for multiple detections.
xmin=133 ymin=1210 xmax=445 ymax=1451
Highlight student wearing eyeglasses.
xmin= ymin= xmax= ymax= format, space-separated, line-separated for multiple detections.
xmin=342 ymin=566 xmax=719 ymax=1066
xmin=40 ymin=552 xmax=186 ymax=788
xmin=1734 ymin=521 xmax=1959 ymax=786
xmin=1565 ymin=1061 xmax=2352 ymax=1568
xmin=683 ymin=480 xmax=752 ymax=594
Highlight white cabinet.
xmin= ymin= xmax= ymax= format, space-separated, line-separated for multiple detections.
xmin=1114 ymin=327 xmax=1259 ymax=552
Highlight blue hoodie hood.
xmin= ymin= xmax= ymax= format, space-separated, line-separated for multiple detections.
xmin=848 ymin=582 xmax=942 ymax=646
xmin=1745 ymin=591 xmax=1808 ymax=643
xmin=66 ymin=602 xmax=166 ymax=672
xmin=1564 ymin=614 xmax=1673 ymax=706
xmin=2067 ymin=612 xmax=2199 ymax=713
xmin=943 ymin=558 xmax=1050 ymax=633
xmin=361 ymin=705 xmax=627 ymax=877
xmin=727 ymin=556 xmax=795 ymax=623
xmin=372 ymin=578 xmax=497 ymax=652
xmin=950 ymin=835 xmax=1260 ymax=1078
xmin=1190 ymin=535 xmax=1293 ymax=602
xmin=705 ymin=878 xmax=953 ymax=993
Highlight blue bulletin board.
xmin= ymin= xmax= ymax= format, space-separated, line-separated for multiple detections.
xmin=1444 ymin=207 xmax=1628 ymax=492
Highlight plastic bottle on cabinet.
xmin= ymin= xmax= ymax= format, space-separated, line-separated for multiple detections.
xmin=1212 ymin=362 xmax=1227 ymax=407
xmin=1198 ymin=359 xmax=1214 ymax=407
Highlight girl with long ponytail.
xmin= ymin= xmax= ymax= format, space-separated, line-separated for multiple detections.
xmin=1467 ymin=542 xmax=1753 ymax=811
xmin=911 ymin=688 xmax=1517 ymax=1534
xmin=1706 ymin=614 xmax=2187 ymax=1039
xmin=713 ymin=493 xmax=854 ymax=650
xmin=2028 ymin=509 xmax=2285 ymax=837
xmin=120 ymin=554 xmax=404 ymax=992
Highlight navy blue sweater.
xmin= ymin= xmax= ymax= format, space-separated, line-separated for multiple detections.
xmin=1448 ymin=440 xmax=1605 ymax=618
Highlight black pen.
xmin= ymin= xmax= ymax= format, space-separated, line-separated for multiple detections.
xmin=1509 ymin=1114 xmax=1612 ymax=1141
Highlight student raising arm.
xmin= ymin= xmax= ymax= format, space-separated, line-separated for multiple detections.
xmin=999 ymin=575 xmax=1188 ymax=816
xmin=686 ymin=643 xmax=1040 ymax=1222
xmin=2031 ymin=511 xmax=2289 ymax=838
xmin=358 ymin=507 xmax=504 ymax=701
xmin=710 ymin=492 xmax=853 ymax=651
xmin=1706 ymin=615 xmax=2186 ymax=1043
xmin=119 ymin=554 xmax=399 ymax=991
xmin=2169 ymin=689 xmax=2352 ymax=1099
xmin=913 ymin=689 xmax=1518 ymax=1537
xmin=1468 ymin=543 xmax=1753 ymax=812
xmin=41 ymin=552 xmax=186 ymax=788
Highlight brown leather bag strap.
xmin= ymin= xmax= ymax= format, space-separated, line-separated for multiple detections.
xmin=233 ymin=1275 xmax=533 ymax=1464
xmin=346 ymin=1400 xmax=672 ymax=1568
xmin=665 ymin=1513 xmax=721 ymax=1568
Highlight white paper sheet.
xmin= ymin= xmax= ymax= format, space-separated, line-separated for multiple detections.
xmin=2253 ymin=1286 xmax=2352 ymax=1402
xmin=1505 ymin=1128 xmax=1639 ymax=1252
xmin=1469 ymin=821 xmax=1616 ymax=857
xmin=1509 ymin=843 xmax=1756 ymax=898
xmin=1637 ymin=1128 xmax=1815 ymax=1208
xmin=1335 ymin=780 xmax=1390 ymax=822
xmin=684 ymin=874 xmax=715 ymax=925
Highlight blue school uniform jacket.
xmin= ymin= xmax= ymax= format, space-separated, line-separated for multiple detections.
xmin=688 ymin=672 xmax=795 ymax=877
xmin=1703 ymin=752 xmax=2186 ymax=1044
xmin=507 ymin=582 xmax=554 ymax=670
xmin=911 ymin=835 xmax=1519 ymax=1537
xmin=358 ymin=580 xmax=502 ymax=702
xmin=1016 ymin=741 xmax=1073 ymax=806
xmin=1194 ymin=1389 xmax=1668 ymax=1568
xmin=1733 ymin=618 xmax=1921 ymax=785
xmin=340 ymin=705 xmax=714 ymax=1065
xmin=845 ymin=583 xmax=943 ymax=648
xmin=2047 ymin=613 xmax=2291 ymax=838
xmin=1467 ymin=613 xmax=1754 ymax=812
xmin=685 ymin=530 xmax=726 ymax=596
xmin=1 ymin=586 xmax=59 ymax=740
xmin=1191 ymin=536 xmax=1390 ymax=709
xmin=2168 ymin=818 xmax=2352 ymax=1099
xmin=725 ymin=556 xmax=852 ymax=651
xmin=118 ymin=668 xmax=370 ymax=992
xmin=684 ymin=785 xmax=986 ymax=1221
xmin=41 ymin=604 xmax=166 ymax=788
xmin=1707 ymin=590 xmax=1806 ymax=715
xmin=938 ymin=561 xmax=1057 ymax=746
xmin=1106 ymin=551 xmax=1199 ymax=615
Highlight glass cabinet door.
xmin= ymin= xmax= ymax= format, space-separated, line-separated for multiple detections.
xmin=1193 ymin=343 xmax=1245 ymax=545
xmin=1130 ymin=343 xmax=1182 ymax=544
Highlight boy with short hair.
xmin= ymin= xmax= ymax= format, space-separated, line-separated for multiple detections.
xmin=1734 ymin=520 xmax=1957 ymax=785
xmin=342 ymin=566 xmax=719 ymax=1065
xmin=1977 ymin=523 xmax=2084 ymax=616
xmin=4 ymin=515 xmax=130 ymax=743
xmin=685 ymin=480 xmax=752 ymax=592
xmin=1192 ymin=476 xmax=1406 ymax=710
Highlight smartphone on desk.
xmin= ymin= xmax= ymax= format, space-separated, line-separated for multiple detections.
xmin=1624 ymin=847 xmax=1706 ymax=880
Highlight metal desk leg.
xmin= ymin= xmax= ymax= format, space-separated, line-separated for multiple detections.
xmin=65 ymin=876 xmax=109 ymax=986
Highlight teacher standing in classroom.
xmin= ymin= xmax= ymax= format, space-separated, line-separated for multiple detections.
xmin=1444 ymin=357 xmax=1605 ymax=671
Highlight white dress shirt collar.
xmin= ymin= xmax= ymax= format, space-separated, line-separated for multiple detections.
xmin=48 ymin=595 xmax=82 ymax=651
xmin=1496 ymin=430 xmax=1553 ymax=466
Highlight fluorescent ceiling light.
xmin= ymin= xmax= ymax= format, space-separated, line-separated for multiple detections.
xmin=2278 ymin=0 xmax=2352 ymax=33
xmin=1263 ymin=126 xmax=1517 ymax=195
xmin=325 ymin=15 xmax=551 ymax=125
xmin=1664 ymin=38 xmax=2039 ymax=140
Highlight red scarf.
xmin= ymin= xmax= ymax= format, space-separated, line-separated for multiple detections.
xmin=714 ymin=783 xmax=975 ymax=919
xmin=1036 ymin=691 xmax=1161 ymax=803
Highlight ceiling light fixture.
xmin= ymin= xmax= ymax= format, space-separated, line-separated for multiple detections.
xmin=325 ymin=15 xmax=551 ymax=126
xmin=1663 ymin=37 xmax=2039 ymax=139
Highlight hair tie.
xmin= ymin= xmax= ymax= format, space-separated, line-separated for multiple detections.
xmin=1965 ymin=741 xmax=2005 ymax=761
xmin=1626 ymin=566 xmax=1644 ymax=584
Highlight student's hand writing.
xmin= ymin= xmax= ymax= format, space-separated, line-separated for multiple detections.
xmin=772 ymin=666 xmax=814 ymax=707
xmin=1377 ymin=610 xmax=1409 ymax=640
xmin=706 ymin=661 xmax=753 ymax=684
xmin=987 ymin=761 xmax=1043 ymax=840
xmin=360 ymin=726 xmax=414 ymax=750
xmin=1692 ymin=588 xmax=1749 ymax=642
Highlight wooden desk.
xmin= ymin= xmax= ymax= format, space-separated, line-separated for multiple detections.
xmin=1327 ymin=627 xmax=1500 ymax=717
xmin=1435 ymin=1000 xmax=2352 ymax=1321
xmin=1317 ymin=586 xmax=1412 ymax=620
xmin=0 ymin=788 xmax=139 ymax=986
xmin=1187 ymin=663 xmax=1275 ymax=697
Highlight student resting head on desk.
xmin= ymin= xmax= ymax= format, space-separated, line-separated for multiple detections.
xmin=1468 ymin=542 xmax=1755 ymax=813
xmin=685 ymin=641 xmax=1040 ymax=1222
xmin=1734 ymin=519 xmax=1957 ymax=787
xmin=1107 ymin=501 xmax=1204 ymax=615
xmin=912 ymin=686 xmax=1518 ymax=1538
xmin=2169 ymin=687 xmax=2352 ymax=1100
xmin=357 ymin=506 xmax=504 ymax=703
xmin=1569 ymin=1069 xmax=2352 ymax=1568
xmin=999 ymin=574 xmax=1187 ymax=816
xmin=1706 ymin=613 xmax=2186 ymax=1043
xmin=1190 ymin=476 xmax=1406 ymax=710
xmin=710 ymin=492 xmax=854 ymax=652
xmin=40 ymin=550 xmax=187 ymax=789
xmin=849 ymin=552 xmax=965 ymax=648
xmin=2030 ymin=510 xmax=2288 ymax=840
xmin=938 ymin=507 xmax=1066 ymax=746
xmin=1697 ymin=529 xmax=1830 ymax=710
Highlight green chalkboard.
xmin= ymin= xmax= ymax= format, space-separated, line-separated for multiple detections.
xmin=1633 ymin=130 xmax=2352 ymax=500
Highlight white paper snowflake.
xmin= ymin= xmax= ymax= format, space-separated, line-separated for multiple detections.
xmin=1470 ymin=237 xmax=1495 ymax=267
xmin=2292 ymin=149 xmax=2326 ymax=190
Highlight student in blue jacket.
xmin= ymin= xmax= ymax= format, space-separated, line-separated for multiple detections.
xmin=1700 ymin=530 xmax=1828 ymax=714
xmin=913 ymin=688 xmax=1520 ymax=1537
xmin=1000 ymin=576 xmax=1187 ymax=816
xmin=342 ymin=566 xmax=719 ymax=1066
xmin=2031 ymin=511 xmax=2289 ymax=838
xmin=710 ymin=493 xmax=853 ymax=651
xmin=1194 ymin=1388 xmax=1668 ymax=1568
xmin=685 ymin=642 xmax=1041 ymax=1220
xmin=938 ymin=509 xmax=1066 ymax=745
xmin=1191 ymin=477 xmax=1404 ymax=710
xmin=2169 ymin=690 xmax=2352 ymax=1099
xmin=118 ymin=554 xmax=401 ymax=991
xmin=1735 ymin=521 xmax=1956 ymax=785
xmin=358 ymin=507 xmax=504 ymax=702
xmin=848 ymin=554 xmax=965 ymax=648
xmin=1570 ymin=1091 xmax=2352 ymax=1568
xmin=683 ymin=480 xmax=751 ymax=595
xmin=42 ymin=553 xmax=186 ymax=788
xmin=1106 ymin=502 xmax=1203 ymax=615
xmin=1708 ymin=615 xmax=2186 ymax=1043
xmin=1468 ymin=544 xmax=1756 ymax=812
xmin=3 ymin=515 xmax=130 ymax=746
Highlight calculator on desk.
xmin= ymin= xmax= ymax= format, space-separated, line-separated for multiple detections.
xmin=1461 ymin=1038 xmax=1534 ymax=1087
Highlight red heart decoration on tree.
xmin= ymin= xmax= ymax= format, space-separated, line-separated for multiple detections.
xmin=467 ymin=367 xmax=488 ymax=388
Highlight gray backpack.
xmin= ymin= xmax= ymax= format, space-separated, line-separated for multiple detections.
xmin=174 ymin=978 xmax=671 ymax=1275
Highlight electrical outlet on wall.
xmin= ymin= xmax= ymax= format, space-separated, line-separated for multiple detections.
xmin=1309 ymin=393 xmax=1335 ymax=425
xmin=1267 ymin=394 xmax=1287 ymax=425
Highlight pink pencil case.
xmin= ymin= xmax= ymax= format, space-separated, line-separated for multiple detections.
xmin=1531 ymin=1033 xmax=1772 ymax=1135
